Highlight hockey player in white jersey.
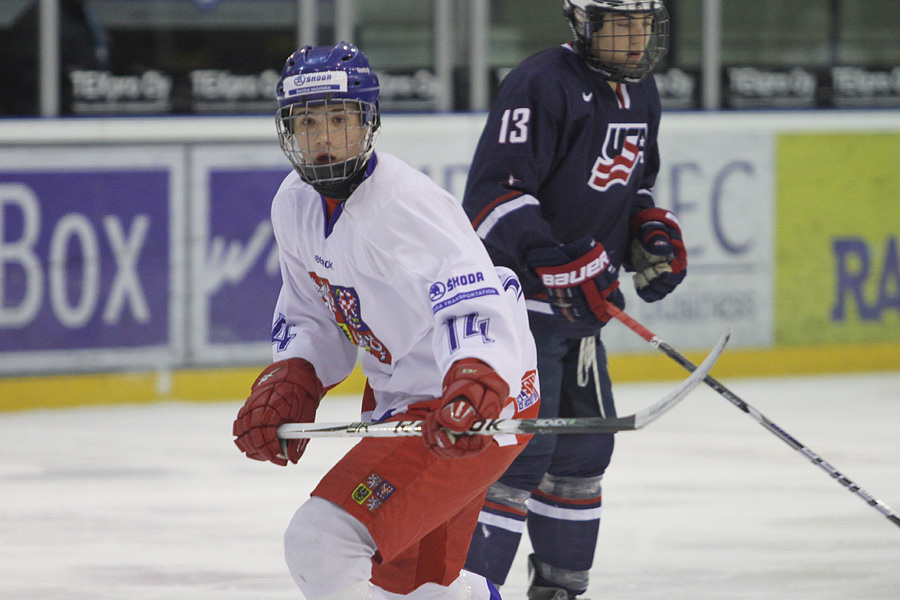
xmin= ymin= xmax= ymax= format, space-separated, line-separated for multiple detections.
xmin=232 ymin=42 xmax=540 ymax=600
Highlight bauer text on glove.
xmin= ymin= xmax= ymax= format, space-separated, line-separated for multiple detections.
xmin=527 ymin=237 xmax=625 ymax=325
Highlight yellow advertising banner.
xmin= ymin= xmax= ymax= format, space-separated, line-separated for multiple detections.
xmin=777 ymin=133 xmax=900 ymax=346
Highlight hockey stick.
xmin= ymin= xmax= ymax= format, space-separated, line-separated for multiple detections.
xmin=607 ymin=304 xmax=900 ymax=530
xmin=277 ymin=330 xmax=729 ymax=440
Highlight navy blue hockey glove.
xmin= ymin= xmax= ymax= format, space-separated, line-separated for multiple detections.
xmin=627 ymin=208 xmax=688 ymax=302
xmin=527 ymin=237 xmax=625 ymax=325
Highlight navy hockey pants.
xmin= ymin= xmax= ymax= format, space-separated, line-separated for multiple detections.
xmin=501 ymin=330 xmax=616 ymax=486
xmin=465 ymin=330 xmax=616 ymax=591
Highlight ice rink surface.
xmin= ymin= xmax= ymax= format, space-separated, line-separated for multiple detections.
xmin=2 ymin=371 xmax=899 ymax=600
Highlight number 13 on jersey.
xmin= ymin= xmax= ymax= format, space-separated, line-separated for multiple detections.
xmin=498 ymin=108 xmax=531 ymax=144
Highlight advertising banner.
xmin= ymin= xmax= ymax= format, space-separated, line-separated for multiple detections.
xmin=68 ymin=68 xmax=444 ymax=115
xmin=185 ymin=123 xmax=777 ymax=360
xmin=601 ymin=131 xmax=776 ymax=353
xmin=776 ymin=133 xmax=900 ymax=346
xmin=377 ymin=114 xmax=485 ymax=202
xmin=3 ymin=113 xmax=896 ymax=381
xmin=724 ymin=67 xmax=820 ymax=109
xmin=830 ymin=67 xmax=900 ymax=108
xmin=0 ymin=147 xmax=185 ymax=373
xmin=656 ymin=68 xmax=699 ymax=111
xmin=189 ymin=69 xmax=280 ymax=114
xmin=70 ymin=70 xmax=174 ymax=115
xmin=379 ymin=118 xmax=776 ymax=353
xmin=189 ymin=145 xmax=289 ymax=364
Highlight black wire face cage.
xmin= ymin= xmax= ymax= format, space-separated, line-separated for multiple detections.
xmin=572 ymin=5 xmax=669 ymax=83
xmin=276 ymin=98 xmax=380 ymax=188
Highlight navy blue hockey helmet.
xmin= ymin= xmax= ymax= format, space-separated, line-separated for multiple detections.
xmin=275 ymin=42 xmax=381 ymax=196
xmin=563 ymin=0 xmax=669 ymax=83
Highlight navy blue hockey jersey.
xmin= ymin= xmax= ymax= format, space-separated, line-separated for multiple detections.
xmin=463 ymin=43 xmax=662 ymax=338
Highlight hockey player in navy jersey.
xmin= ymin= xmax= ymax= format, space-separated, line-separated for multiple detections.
xmin=232 ymin=43 xmax=540 ymax=600
xmin=462 ymin=2 xmax=687 ymax=598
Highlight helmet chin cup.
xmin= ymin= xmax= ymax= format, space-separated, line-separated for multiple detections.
xmin=295 ymin=155 xmax=365 ymax=194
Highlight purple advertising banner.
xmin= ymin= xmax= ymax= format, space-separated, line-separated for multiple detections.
xmin=0 ymin=146 xmax=185 ymax=374
xmin=190 ymin=145 xmax=290 ymax=364
xmin=1 ymin=170 xmax=170 ymax=350
xmin=206 ymin=169 xmax=285 ymax=344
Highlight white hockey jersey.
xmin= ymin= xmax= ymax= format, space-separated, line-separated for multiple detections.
xmin=269 ymin=152 xmax=538 ymax=423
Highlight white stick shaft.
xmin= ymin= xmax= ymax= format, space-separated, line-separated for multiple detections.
xmin=277 ymin=330 xmax=729 ymax=440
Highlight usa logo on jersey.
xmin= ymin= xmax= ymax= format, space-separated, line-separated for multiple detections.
xmin=588 ymin=123 xmax=648 ymax=192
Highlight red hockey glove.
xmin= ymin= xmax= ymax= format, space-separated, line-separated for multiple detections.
xmin=233 ymin=358 xmax=324 ymax=466
xmin=527 ymin=237 xmax=625 ymax=325
xmin=627 ymin=208 xmax=688 ymax=302
xmin=422 ymin=359 xmax=508 ymax=459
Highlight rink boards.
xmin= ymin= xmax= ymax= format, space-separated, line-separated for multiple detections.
xmin=1 ymin=112 xmax=899 ymax=410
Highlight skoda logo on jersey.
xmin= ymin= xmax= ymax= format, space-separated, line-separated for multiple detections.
xmin=447 ymin=271 xmax=485 ymax=291
xmin=429 ymin=281 xmax=447 ymax=301
xmin=429 ymin=271 xmax=487 ymax=303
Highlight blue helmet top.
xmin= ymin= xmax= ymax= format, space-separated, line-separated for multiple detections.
xmin=276 ymin=42 xmax=380 ymax=114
